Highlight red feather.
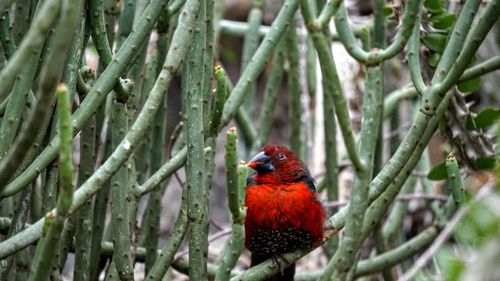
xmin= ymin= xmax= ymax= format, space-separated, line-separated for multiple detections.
xmin=244 ymin=145 xmax=325 ymax=281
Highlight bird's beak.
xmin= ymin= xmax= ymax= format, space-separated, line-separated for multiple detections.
xmin=248 ymin=151 xmax=274 ymax=173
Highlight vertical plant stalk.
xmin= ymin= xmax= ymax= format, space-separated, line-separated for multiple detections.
xmin=407 ymin=14 xmax=426 ymax=95
xmin=210 ymin=65 xmax=229 ymax=137
xmin=221 ymin=0 xmax=299 ymax=127
xmin=0 ymin=0 xmax=62 ymax=102
xmin=322 ymin=44 xmax=338 ymax=258
xmin=241 ymin=0 xmax=265 ymax=112
xmin=0 ymin=55 xmax=36 ymax=161
xmin=0 ymin=186 xmax=32 ymax=279
xmin=184 ymin=1 xmax=208 ymax=280
xmin=215 ymin=159 xmax=247 ymax=281
xmin=251 ymin=42 xmax=285 ymax=153
xmin=28 ymin=84 xmax=74 ymax=281
xmin=235 ymin=107 xmax=257 ymax=146
xmin=110 ymin=97 xmax=133 ymax=281
xmin=204 ymin=63 xmax=228 ymax=208
xmin=328 ymin=63 xmax=384 ymax=280
xmin=0 ymin=0 xmax=83 ymax=191
xmin=310 ymin=32 xmax=364 ymax=172
xmin=141 ymin=95 xmax=167 ymax=273
xmin=1 ymin=0 xmax=169 ymax=198
xmin=300 ymin=0 xmax=364 ymax=173
xmin=144 ymin=189 xmax=189 ymax=281
xmin=87 ymin=0 xmax=128 ymax=100
xmin=445 ymin=153 xmax=466 ymax=205
xmin=116 ymin=0 xmax=137 ymax=50
xmin=286 ymin=24 xmax=306 ymax=159
xmin=0 ymin=12 xmax=16 ymax=59
xmin=73 ymin=115 xmax=96 ymax=281
xmin=202 ymin=0 xmax=215 ymax=133
xmin=0 ymin=11 xmax=42 ymax=186
xmin=88 ymin=167 xmax=112 ymax=281
xmin=381 ymin=176 xmax=416 ymax=241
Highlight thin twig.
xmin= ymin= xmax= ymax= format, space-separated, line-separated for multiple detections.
xmin=399 ymin=187 xmax=492 ymax=281
xmin=324 ymin=193 xmax=448 ymax=209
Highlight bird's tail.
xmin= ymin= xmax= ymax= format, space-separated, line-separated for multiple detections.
xmin=251 ymin=255 xmax=295 ymax=281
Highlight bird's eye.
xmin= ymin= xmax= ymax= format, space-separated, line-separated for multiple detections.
xmin=276 ymin=153 xmax=286 ymax=160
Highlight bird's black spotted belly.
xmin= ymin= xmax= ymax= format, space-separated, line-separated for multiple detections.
xmin=248 ymin=227 xmax=313 ymax=258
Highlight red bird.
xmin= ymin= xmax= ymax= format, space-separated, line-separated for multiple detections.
xmin=245 ymin=145 xmax=325 ymax=281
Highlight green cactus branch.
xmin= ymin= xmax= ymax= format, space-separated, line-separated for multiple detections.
xmin=28 ymin=84 xmax=74 ymax=281
xmin=434 ymin=0 xmax=500 ymax=95
xmin=141 ymin=97 xmax=167 ymax=273
xmin=0 ymin=0 xmax=83 ymax=192
xmin=221 ymin=0 xmax=298 ymax=127
xmin=361 ymin=94 xmax=453 ymax=242
xmin=329 ymin=62 xmax=384 ymax=279
xmin=110 ymin=97 xmax=133 ymax=280
xmin=445 ymin=153 xmax=466 ymax=205
xmin=310 ymin=32 xmax=365 ymax=172
xmin=420 ymin=0 xmax=482 ymax=116
xmin=381 ymin=176 xmax=417 ymax=242
xmin=216 ymin=134 xmax=247 ymax=281
xmin=88 ymin=0 xmax=129 ymax=101
xmin=334 ymin=0 xmax=421 ymax=64
xmin=251 ymin=41 xmax=285 ymax=153
xmin=295 ymin=225 xmax=439 ymax=280
xmin=224 ymin=128 xmax=241 ymax=223
xmin=0 ymin=0 xmax=62 ymax=103
xmin=407 ymin=13 xmax=426 ymax=95
xmin=430 ymin=0 xmax=482 ymax=85
xmin=0 ymin=0 xmax=169 ymax=198
xmin=184 ymin=1 xmax=208 ymax=279
xmin=299 ymin=0 xmax=365 ymax=173
xmin=218 ymin=18 xmax=363 ymax=40
xmin=286 ymin=25 xmax=306 ymax=159
xmin=0 ymin=0 xmax=200 ymax=259
xmin=73 ymin=114 xmax=96 ymax=281
xmin=0 ymin=215 xmax=439 ymax=280
xmin=384 ymin=55 xmax=500 ymax=119
xmin=316 ymin=0 xmax=341 ymax=28
xmin=136 ymin=148 xmax=187 ymax=196
xmin=144 ymin=188 xmax=189 ymax=281
xmin=210 ymin=64 xmax=229 ymax=137
xmin=370 ymin=0 xmax=494 ymax=202
xmin=240 ymin=0 xmax=264 ymax=113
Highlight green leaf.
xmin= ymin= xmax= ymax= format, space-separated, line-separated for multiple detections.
xmin=428 ymin=52 xmax=441 ymax=68
xmin=428 ymin=160 xmax=447 ymax=180
xmin=436 ymin=247 xmax=465 ymax=281
xmin=422 ymin=33 xmax=447 ymax=53
xmin=474 ymin=108 xmax=500 ymax=129
xmin=383 ymin=5 xmax=393 ymax=17
xmin=430 ymin=12 xmax=456 ymax=30
xmin=466 ymin=114 xmax=477 ymax=130
xmin=457 ymin=77 xmax=481 ymax=93
xmin=424 ymin=0 xmax=444 ymax=13
xmin=476 ymin=157 xmax=497 ymax=170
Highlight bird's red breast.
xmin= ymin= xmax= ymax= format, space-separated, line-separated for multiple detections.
xmin=244 ymin=145 xmax=325 ymax=259
xmin=245 ymin=181 xmax=325 ymax=248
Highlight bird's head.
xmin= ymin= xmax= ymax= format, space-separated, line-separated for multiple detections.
xmin=247 ymin=144 xmax=310 ymax=183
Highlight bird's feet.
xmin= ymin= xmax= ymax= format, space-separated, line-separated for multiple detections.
xmin=271 ymin=254 xmax=289 ymax=274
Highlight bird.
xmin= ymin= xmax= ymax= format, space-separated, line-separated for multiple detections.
xmin=244 ymin=144 xmax=325 ymax=281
